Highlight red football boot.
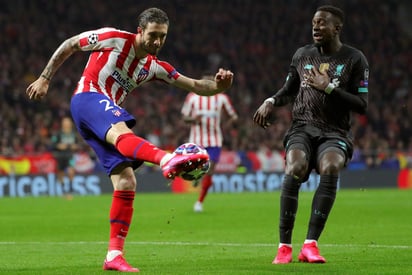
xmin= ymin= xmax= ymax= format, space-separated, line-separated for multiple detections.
xmin=161 ymin=153 xmax=209 ymax=180
xmin=103 ymin=254 xmax=139 ymax=272
xmin=298 ymin=242 xmax=326 ymax=263
xmin=272 ymin=245 xmax=293 ymax=264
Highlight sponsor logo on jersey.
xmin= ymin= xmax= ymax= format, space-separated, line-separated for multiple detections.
xmin=111 ymin=69 xmax=137 ymax=92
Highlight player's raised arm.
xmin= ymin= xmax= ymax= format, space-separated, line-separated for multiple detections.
xmin=173 ymin=68 xmax=234 ymax=96
xmin=26 ymin=35 xmax=81 ymax=100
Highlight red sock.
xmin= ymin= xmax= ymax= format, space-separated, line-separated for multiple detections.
xmin=198 ymin=175 xmax=213 ymax=202
xmin=115 ymin=133 xmax=167 ymax=165
xmin=108 ymin=190 xmax=135 ymax=251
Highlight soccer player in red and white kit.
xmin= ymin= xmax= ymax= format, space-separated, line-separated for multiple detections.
xmin=26 ymin=8 xmax=233 ymax=273
xmin=181 ymin=75 xmax=238 ymax=212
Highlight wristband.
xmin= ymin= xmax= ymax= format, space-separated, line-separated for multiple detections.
xmin=324 ymin=83 xmax=336 ymax=94
xmin=264 ymin=97 xmax=275 ymax=105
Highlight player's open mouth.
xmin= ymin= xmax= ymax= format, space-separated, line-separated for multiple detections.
xmin=313 ymin=33 xmax=323 ymax=41
xmin=313 ymin=32 xmax=322 ymax=38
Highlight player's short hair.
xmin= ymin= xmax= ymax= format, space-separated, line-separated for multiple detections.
xmin=137 ymin=7 xmax=169 ymax=29
xmin=317 ymin=5 xmax=345 ymax=25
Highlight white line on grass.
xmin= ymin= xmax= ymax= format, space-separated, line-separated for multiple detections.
xmin=0 ymin=241 xmax=410 ymax=249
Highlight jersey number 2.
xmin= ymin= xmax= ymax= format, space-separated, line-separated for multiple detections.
xmin=99 ymin=99 xmax=114 ymax=111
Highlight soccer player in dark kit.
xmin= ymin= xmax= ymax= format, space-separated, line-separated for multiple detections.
xmin=253 ymin=5 xmax=369 ymax=264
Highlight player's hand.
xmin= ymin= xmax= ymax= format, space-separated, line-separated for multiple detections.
xmin=193 ymin=115 xmax=202 ymax=124
xmin=253 ymin=100 xmax=274 ymax=129
xmin=26 ymin=77 xmax=49 ymax=100
xmin=215 ymin=68 xmax=234 ymax=90
xmin=304 ymin=66 xmax=329 ymax=91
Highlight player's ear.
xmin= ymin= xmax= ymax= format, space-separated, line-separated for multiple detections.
xmin=335 ymin=24 xmax=342 ymax=33
xmin=137 ymin=27 xmax=143 ymax=34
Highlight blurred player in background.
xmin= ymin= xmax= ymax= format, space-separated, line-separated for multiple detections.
xmin=26 ymin=7 xmax=233 ymax=272
xmin=254 ymin=5 xmax=369 ymax=264
xmin=181 ymin=75 xmax=238 ymax=212
xmin=50 ymin=116 xmax=79 ymax=200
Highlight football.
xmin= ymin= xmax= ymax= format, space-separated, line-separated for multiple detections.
xmin=174 ymin=143 xmax=210 ymax=181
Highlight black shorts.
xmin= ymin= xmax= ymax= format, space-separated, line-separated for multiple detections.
xmin=53 ymin=152 xmax=74 ymax=171
xmin=283 ymin=123 xmax=353 ymax=176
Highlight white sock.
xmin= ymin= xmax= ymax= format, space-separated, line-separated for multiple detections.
xmin=304 ymin=239 xmax=317 ymax=245
xmin=160 ymin=153 xmax=174 ymax=167
xmin=279 ymin=243 xmax=292 ymax=248
xmin=106 ymin=250 xmax=122 ymax=261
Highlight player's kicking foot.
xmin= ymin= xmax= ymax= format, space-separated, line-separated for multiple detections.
xmin=161 ymin=153 xmax=209 ymax=180
xmin=298 ymin=241 xmax=326 ymax=263
xmin=272 ymin=245 xmax=292 ymax=264
xmin=193 ymin=201 xmax=203 ymax=212
xmin=103 ymin=254 xmax=139 ymax=272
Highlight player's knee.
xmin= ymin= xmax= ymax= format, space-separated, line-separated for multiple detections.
xmin=111 ymin=167 xmax=137 ymax=191
xmin=116 ymin=177 xmax=137 ymax=191
xmin=318 ymin=160 xmax=342 ymax=175
xmin=286 ymin=161 xmax=308 ymax=179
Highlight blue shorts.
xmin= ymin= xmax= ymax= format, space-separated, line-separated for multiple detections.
xmin=70 ymin=92 xmax=143 ymax=175
xmin=205 ymin=147 xmax=222 ymax=163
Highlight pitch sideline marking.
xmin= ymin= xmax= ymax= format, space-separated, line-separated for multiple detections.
xmin=0 ymin=241 xmax=410 ymax=249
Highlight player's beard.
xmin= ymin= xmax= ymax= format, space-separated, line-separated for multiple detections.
xmin=313 ymin=36 xmax=324 ymax=47
xmin=141 ymin=39 xmax=161 ymax=56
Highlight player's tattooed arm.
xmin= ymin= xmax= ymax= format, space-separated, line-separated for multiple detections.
xmin=174 ymin=68 xmax=233 ymax=96
xmin=40 ymin=35 xmax=81 ymax=82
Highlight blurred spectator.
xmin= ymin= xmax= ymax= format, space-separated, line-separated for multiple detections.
xmin=50 ymin=117 xmax=79 ymax=199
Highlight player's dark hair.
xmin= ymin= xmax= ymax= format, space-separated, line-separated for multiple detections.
xmin=317 ymin=5 xmax=344 ymax=24
xmin=137 ymin=7 xmax=169 ymax=29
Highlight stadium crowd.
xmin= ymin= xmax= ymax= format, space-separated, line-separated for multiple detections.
xmin=1 ymin=0 xmax=411 ymax=171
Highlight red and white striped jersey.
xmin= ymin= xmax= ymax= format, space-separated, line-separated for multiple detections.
xmin=73 ymin=27 xmax=180 ymax=106
xmin=181 ymin=93 xmax=237 ymax=147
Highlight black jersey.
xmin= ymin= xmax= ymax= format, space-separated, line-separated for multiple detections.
xmin=274 ymin=44 xmax=369 ymax=135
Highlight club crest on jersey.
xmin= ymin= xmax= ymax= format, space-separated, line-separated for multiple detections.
xmin=87 ymin=33 xmax=99 ymax=45
xmin=137 ymin=68 xmax=149 ymax=82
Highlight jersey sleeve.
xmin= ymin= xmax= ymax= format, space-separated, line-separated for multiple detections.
xmin=221 ymin=94 xmax=237 ymax=118
xmin=78 ymin=27 xmax=128 ymax=51
xmin=350 ymin=51 xmax=369 ymax=95
xmin=151 ymin=59 xmax=181 ymax=84
xmin=273 ymin=50 xmax=301 ymax=105
xmin=181 ymin=93 xmax=195 ymax=116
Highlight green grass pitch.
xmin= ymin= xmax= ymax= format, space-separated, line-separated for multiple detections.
xmin=0 ymin=188 xmax=411 ymax=274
